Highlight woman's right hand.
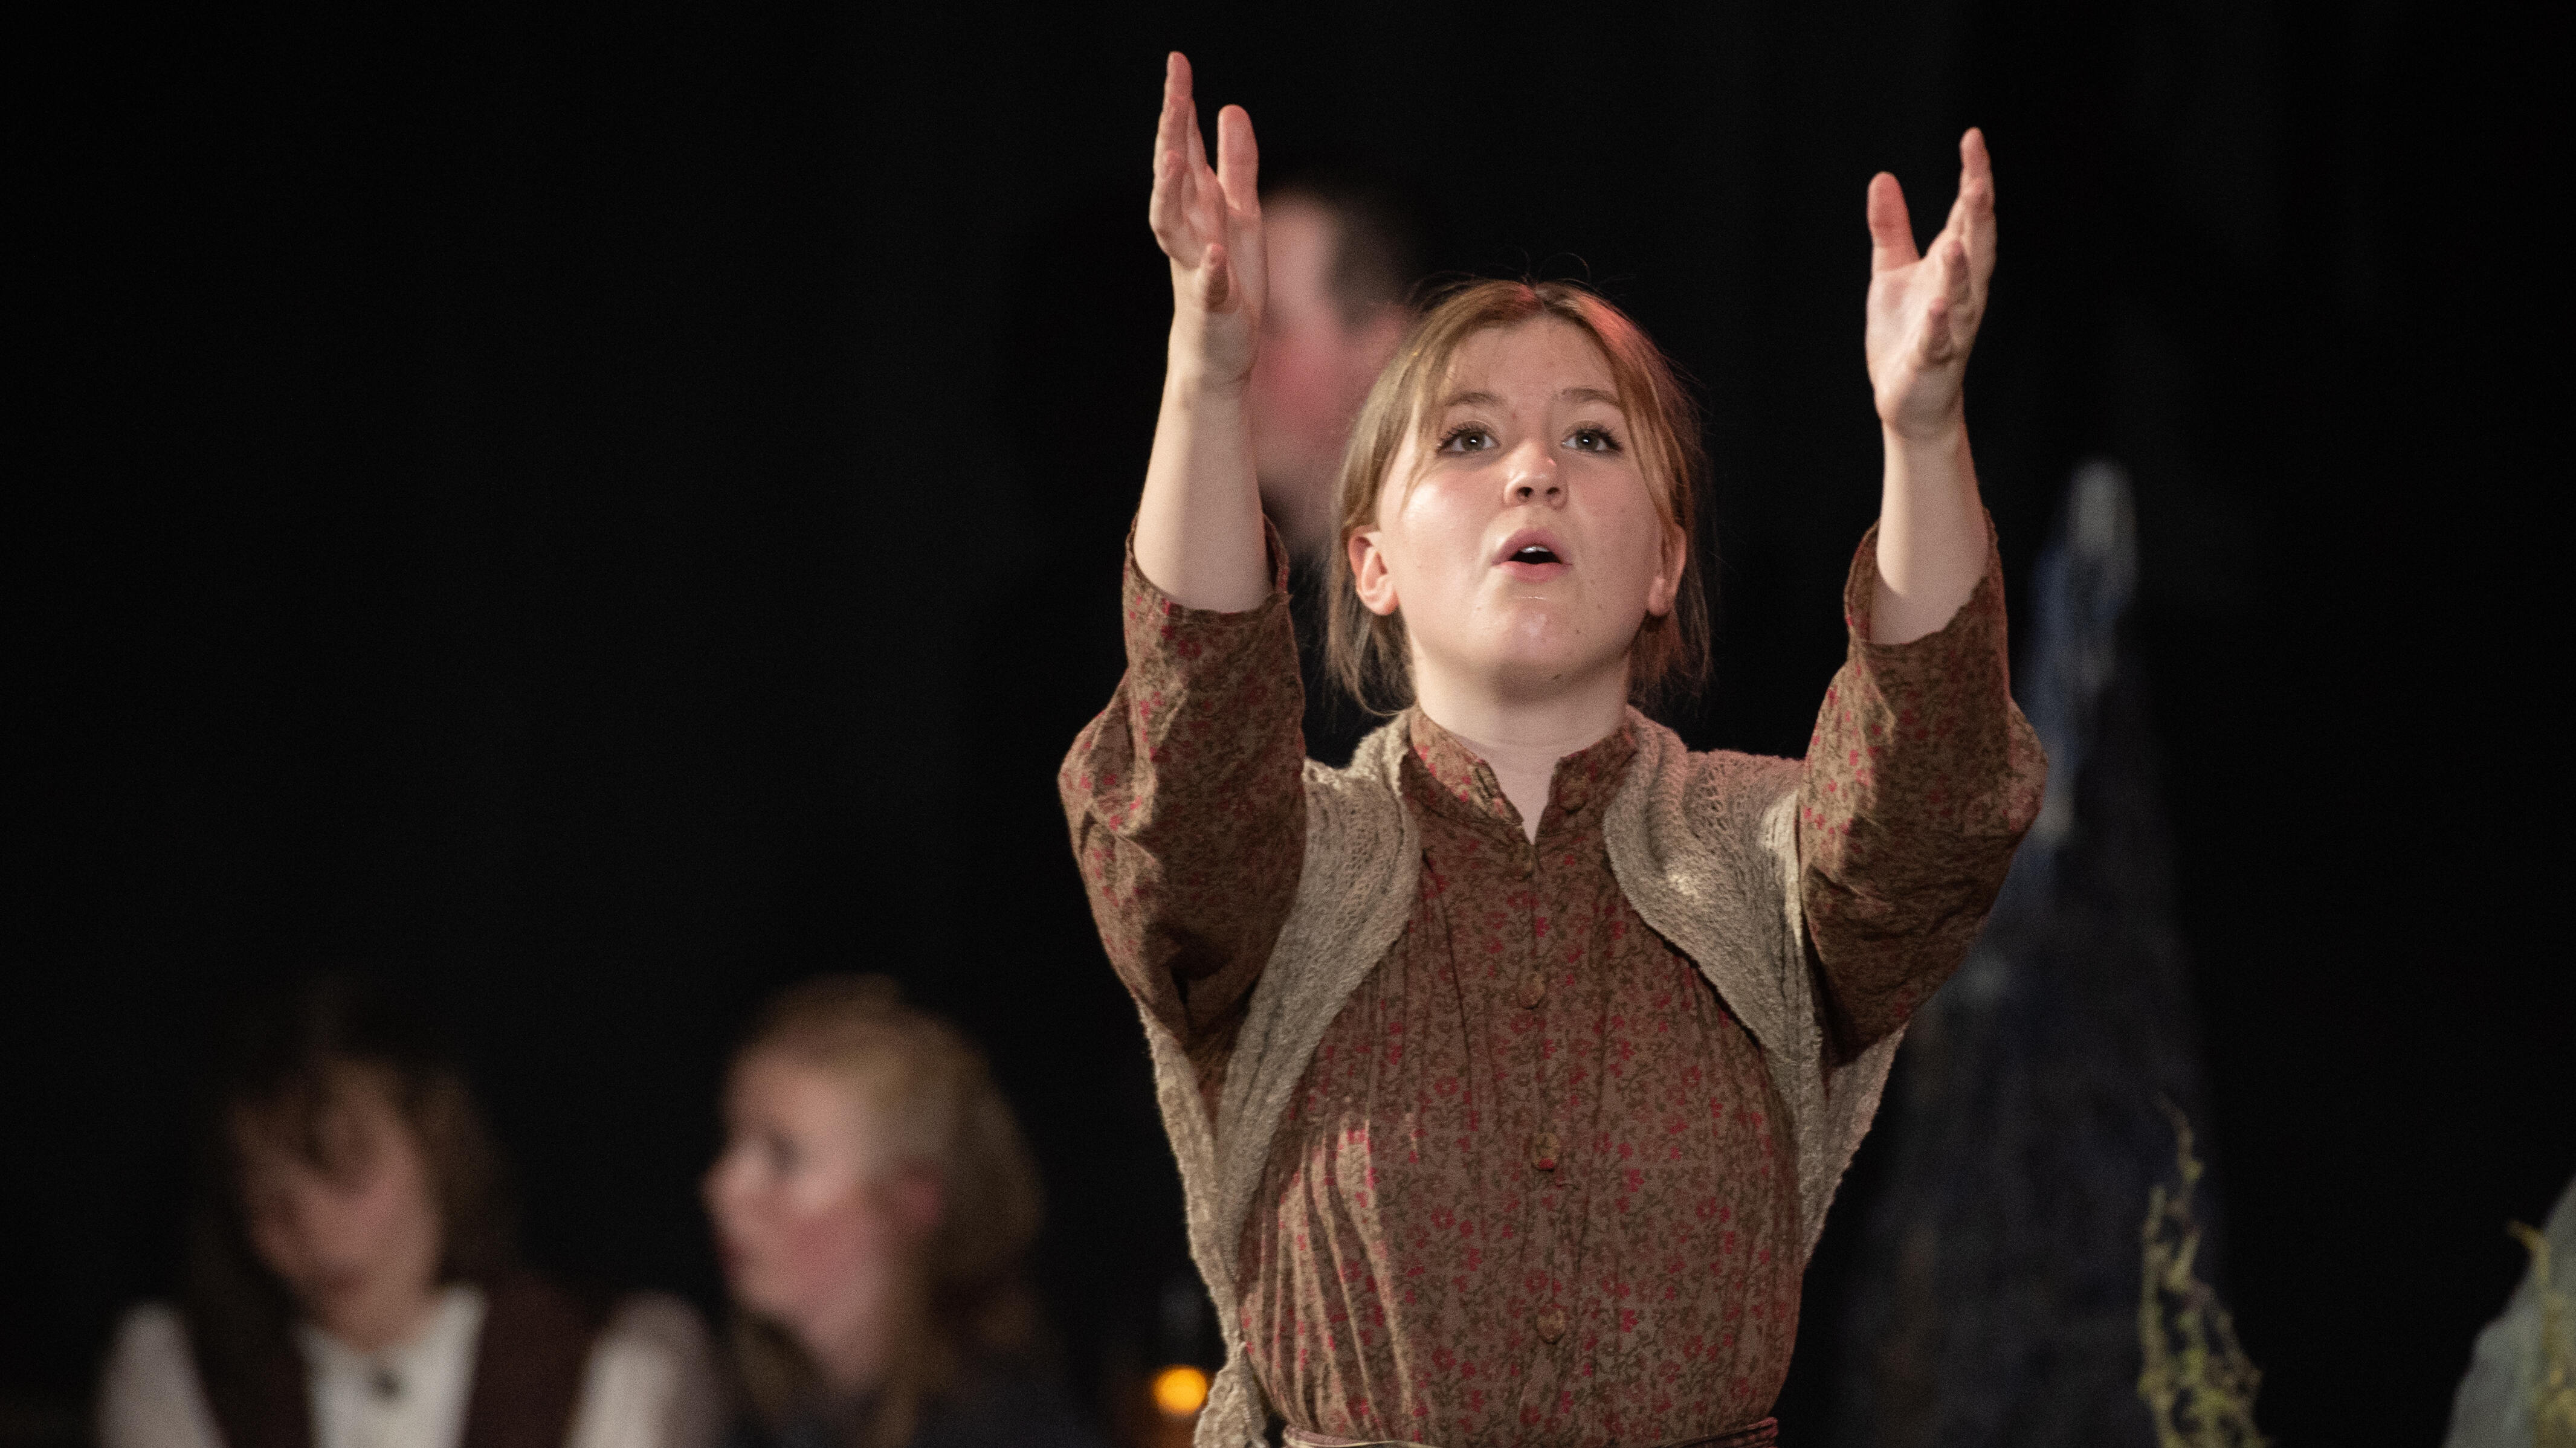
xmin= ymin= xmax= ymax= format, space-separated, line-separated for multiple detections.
xmin=1149 ymin=52 xmax=1263 ymax=391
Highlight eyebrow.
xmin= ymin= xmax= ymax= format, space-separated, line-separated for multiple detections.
xmin=1436 ymin=386 xmax=1626 ymax=410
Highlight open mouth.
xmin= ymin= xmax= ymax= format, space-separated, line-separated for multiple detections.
xmin=1495 ymin=529 xmax=1571 ymax=573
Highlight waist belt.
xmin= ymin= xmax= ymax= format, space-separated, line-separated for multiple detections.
xmin=1282 ymin=1417 xmax=1780 ymax=1448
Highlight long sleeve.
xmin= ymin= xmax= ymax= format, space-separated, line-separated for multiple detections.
xmin=1058 ymin=527 xmax=1311 ymax=1055
xmin=1798 ymin=516 xmax=2047 ymax=1055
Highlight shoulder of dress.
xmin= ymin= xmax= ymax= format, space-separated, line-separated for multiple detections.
xmin=1302 ymin=715 xmax=1410 ymax=800
xmin=1622 ymin=710 xmax=1801 ymax=824
xmin=1677 ymin=745 xmax=1803 ymax=801
xmin=592 ymin=1292 xmax=715 ymax=1358
xmin=107 ymin=1301 xmax=190 ymax=1356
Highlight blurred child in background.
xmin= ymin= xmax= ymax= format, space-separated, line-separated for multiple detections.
xmin=98 ymin=975 xmax=720 ymax=1448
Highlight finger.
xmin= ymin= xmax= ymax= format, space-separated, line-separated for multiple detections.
xmin=1923 ymin=236 xmax=1975 ymax=362
xmin=1867 ymin=173 xmax=1917 ymax=272
xmin=1183 ymin=82 xmax=1211 ymax=184
xmin=1958 ymin=127 xmax=1998 ymax=286
xmin=1960 ymin=127 xmax=1993 ymax=208
xmin=1216 ymin=103 xmax=1260 ymax=217
xmin=1152 ymin=53 xmax=1184 ymax=177
xmin=1201 ymin=240 xmax=1233 ymax=311
xmin=1149 ymin=143 xmax=1188 ymax=253
xmin=1149 ymin=58 xmax=1192 ymax=249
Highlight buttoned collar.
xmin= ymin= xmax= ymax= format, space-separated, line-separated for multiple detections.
xmin=1401 ymin=707 xmax=1637 ymax=840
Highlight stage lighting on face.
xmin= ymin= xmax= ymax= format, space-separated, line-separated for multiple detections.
xmin=1151 ymin=1365 xmax=1210 ymax=1417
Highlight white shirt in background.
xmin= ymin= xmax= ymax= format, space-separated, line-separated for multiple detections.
xmin=98 ymin=1289 xmax=721 ymax=1448
xmin=300 ymin=1287 xmax=485 ymax=1448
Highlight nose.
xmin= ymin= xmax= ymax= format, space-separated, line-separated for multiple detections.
xmin=1505 ymin=439 xmax=1563 ymax=506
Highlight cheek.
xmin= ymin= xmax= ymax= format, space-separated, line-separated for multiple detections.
xmin=734 ymin=1185 xmax=883 ymax=1310
xmin=1587 ymin=477 xmax=1674 ymax=594
xmin=242 ymin=1195 xmax=309 ymax=1278
xmin=309 ymin=1179 xmax=410 ymax=1269
xmin=1383 ymin=478 xmax=1494 ymax=592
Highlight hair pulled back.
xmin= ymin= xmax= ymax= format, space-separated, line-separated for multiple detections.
xmin=1324 ymin=278 xmax=1712 ymax=718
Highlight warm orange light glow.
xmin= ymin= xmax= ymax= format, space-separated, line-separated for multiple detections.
xmin=1151 ymin=1365 xmax=1210 ymax=1417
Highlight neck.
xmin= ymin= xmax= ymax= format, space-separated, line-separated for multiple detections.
xmin=1412 ymin=658 xmax=1630 ymax=843
xmin=801 ymin=1275 xmax=908 ymax=1400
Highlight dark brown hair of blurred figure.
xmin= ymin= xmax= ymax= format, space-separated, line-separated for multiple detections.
xmin=720 ymin=977 xmax=1045 ymax=1448
xmin=1250 ymin=170 xmax=1422 ymax=564
xmin=1326 ymin=278 xmax=1712 ymax=719
xmin=182 ymin=974 xmax=515 ymax=1437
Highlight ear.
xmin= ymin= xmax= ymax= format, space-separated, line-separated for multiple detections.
xmin=1348 ymin=528 xmax=1400 ymax=617
xmin=1645 ymin=523 xmax=1687 ymax=619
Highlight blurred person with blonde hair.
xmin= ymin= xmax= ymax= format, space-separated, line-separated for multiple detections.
xmin=703 ymin=976 xmax=1102 ymax=1448
xmin=97 ymin=974 xmax=721 ymax=1448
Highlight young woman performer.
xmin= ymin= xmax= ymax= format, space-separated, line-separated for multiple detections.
xmin=1062 ymin=53 xmax=2045 ymax=1448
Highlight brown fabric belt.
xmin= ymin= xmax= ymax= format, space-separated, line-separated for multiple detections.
xmin=1282 ymin=1417 xmax=1779 ymax=1448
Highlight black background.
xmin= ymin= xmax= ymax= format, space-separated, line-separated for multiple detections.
xmin=11 ymin=4 xmax=2565 ymax=1445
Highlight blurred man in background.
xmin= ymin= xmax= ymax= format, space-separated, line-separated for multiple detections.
xmin=1244 ymin=173 xmax=1419 ymax=765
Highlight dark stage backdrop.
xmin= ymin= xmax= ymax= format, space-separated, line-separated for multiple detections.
xmin=11 ymin=5 xmax=2563 ymax=1446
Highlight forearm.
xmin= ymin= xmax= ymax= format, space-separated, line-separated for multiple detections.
xmin=1803 ymin=523 xmax=2047 ymax=1053
xmin=1134 ymin=343 xmax=1270 ymax=614
xmin=1870 ymin=415 xmax=1986 ymax=645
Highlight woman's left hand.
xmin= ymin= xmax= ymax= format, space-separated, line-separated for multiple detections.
xmin=1864 ymin=129 xmax=1995 ymax=442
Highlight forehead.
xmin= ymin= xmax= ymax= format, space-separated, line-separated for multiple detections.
xmin=230 ymin=1067 xmax=402 ymax=1170
xmin=732 ymin=1050 xmax=878 ymax=1131
xmin=1437 ymin=318 xmax=1619 ymax=405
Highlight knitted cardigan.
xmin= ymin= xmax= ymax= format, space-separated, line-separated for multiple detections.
xmin=1141 ymin=709 xmax=1903 ymax=1448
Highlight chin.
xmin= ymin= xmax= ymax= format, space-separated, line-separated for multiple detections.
xmin=1473 ymin=626 xmax=1630 ymax=691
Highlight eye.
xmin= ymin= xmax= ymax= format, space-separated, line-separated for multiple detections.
xmin=1436 ymin=423 xmax=1496 ymax=454
xmin=1566 ymin=425 xmax=1622 ymax=454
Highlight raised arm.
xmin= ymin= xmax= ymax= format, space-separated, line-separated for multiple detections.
xmin=1865 ymin=128 xmax=1998 ymax=644
xmin=1795 ymin=129 xmax=2045 ymax=1057
xmin=1134 ymin=52 xmax=1270 ymax=612
xmin=1060 ymin=57 xmax=1307 ymax=1075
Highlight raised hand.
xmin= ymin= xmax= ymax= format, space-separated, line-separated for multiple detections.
xmin=1865 ymin=129 xmax=1996 ymax=442
xmin=1131 ymin=53 xmax=1270 ymax=613
xmin=1149 ymin=52 xmax=1264 ymax=389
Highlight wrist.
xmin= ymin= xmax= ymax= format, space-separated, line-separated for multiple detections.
xmin=1879 ymin=405 xmax=1968 ymax=453
xmin=1163 ymin=349 xmax=1253 ymax=405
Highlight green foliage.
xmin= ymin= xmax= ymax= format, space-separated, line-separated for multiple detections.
xmin=2137 ymin=1101 xmax=2267 ymax=1448
xmin=2510 ymin=1218 xmax=2576 ymax=1448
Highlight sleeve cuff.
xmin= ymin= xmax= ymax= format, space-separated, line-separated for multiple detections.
xmin=1120 ymin=513 xmax=1296 ymax=620
xmin=1840 ymin=509 xmax=2006 ymax=664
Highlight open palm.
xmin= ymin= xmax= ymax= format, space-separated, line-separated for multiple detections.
xmin=1148 ymin=52 xmax=1264 ymax=387
xmin=1865 ymin=129 xmax=1997 ymax=440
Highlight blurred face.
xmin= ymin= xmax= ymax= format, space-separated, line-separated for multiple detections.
xmin=705 ymin=1051 xmax=935 ymax=1389
xmin=1249 ymin=196 xmax=1404 ymax=555
xmin=232 ymin=1071 xmax=443 ymax=1351
xmin=1349 ymin=318 xmax=1682 ymax=703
